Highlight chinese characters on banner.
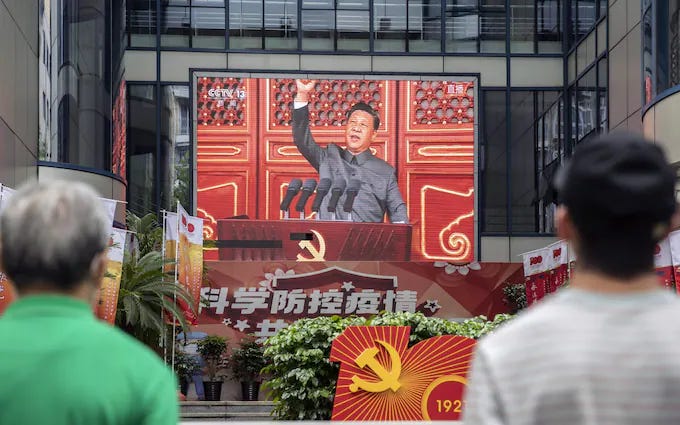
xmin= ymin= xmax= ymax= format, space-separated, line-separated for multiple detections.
xmin=195 ymin=261 xmax=524 ymax=342
xmin=522 ymin=240 xmax=570 ymax=306
xmin=96 ymin=228 xmax=127 ymax=324
xmin=176 ymin=203 xmax=204 ymax=325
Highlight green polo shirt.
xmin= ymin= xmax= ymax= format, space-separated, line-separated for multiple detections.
xmin=0 ymin=295 xmax=178 ymax=425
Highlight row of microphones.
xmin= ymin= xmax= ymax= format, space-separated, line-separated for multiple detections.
xmin=279 ymin=177 xmax=361 ymax=220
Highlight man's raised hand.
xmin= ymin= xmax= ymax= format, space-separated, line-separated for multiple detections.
xmin=295 ymin=79 xmax=317 ymax=103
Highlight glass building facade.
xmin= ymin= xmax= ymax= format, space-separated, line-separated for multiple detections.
xmin=643 ymin=0 xmax=680 ymax=106
xmin=127 ymin=0 xmax=583 ymax=54
xmin=42 ymin=1 xmax=612 ymax=237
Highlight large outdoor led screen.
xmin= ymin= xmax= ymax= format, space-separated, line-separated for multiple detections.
xmin=194 ymin=74 xmax=476 ymax=263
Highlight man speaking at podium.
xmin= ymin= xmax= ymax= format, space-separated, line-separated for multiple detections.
xmin=292 ymin=79 xmax=408 ymax=223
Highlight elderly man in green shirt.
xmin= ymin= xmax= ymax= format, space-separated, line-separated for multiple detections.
xmin=0 ymin=181 xmax=178 ymax=425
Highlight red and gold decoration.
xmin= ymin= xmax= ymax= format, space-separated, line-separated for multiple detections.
xmin=112 ymin=80 xmax=126 ymax=181
xmin=330 ymin=326 xmax=475 ymax=421
xmin=177 ymin=203 xmax=204 ymax=324
xmin=195 ymin=76 xmax=475 ymax=262
xmin=96 ymin=228 xmax=126 ymax=324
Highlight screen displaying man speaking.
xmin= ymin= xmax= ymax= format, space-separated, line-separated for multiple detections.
xmin=292 ymin=79 xmax=408 ymax=224
xmin=195 ymin=75 xmax=476 ymax=262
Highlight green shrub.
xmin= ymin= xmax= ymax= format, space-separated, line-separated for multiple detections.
xmin=262 ymin=312 xmax=512 ymax=420
xmin=503 ymin=282 xmax=528 ymax=313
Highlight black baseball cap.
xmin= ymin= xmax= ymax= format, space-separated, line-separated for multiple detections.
xmin=554 ymin=132 xmax=677 ymax=223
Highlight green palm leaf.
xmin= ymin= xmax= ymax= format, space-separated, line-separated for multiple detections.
xmin=116 ymin=212 xmax=199 ymax=352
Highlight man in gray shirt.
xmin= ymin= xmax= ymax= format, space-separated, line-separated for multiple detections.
xmin=292 ymin=79 xmax=408 ymax=223
xmin=464 ymin=132 xmax=680 ymax=425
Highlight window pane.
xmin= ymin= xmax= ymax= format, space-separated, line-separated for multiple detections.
xmin=374 ymin=0 xmax=406 ymax=52
xmin=538 ymin=0 xmax=561 ymax=53
xmin=302 ymin=10 xmax=334 ymax=50
xmin=445 ymin=0 xmax=479 ymax=53
xmin=408 ymin=0 xmax=442 ymax=52
xmin=538 ymin=98 xmax=561 ymax=234
xmin=192 ymin=7 xmax=226 ymax=48
xmin=643 ymin=6 xmax=653 ymax=103
xmin=337 ymin=10 xmax=369 ymax=51
xmin=481 ymin=90 xmax=507 ymax=233
xmin=598 ymin=57 xmax=608 ymax=132
xmin=510 ymin=91 xmax=536 ymax=233
xmin=480 ymin=2 xmax=506 ymax=52
xmin=127 ymin=0 xmax=156 ymax=47
xmin=229 ymin=0 xmax=263 ymax=49
xmin=337 ymin=0 xmax=368 ymax=9
xmin=161 ymin=86 xmax=191 ymax=211
xmin=576 ymin=0 xmax=596 ymax=38
xmin=161 ymin=6 xmax=191 ymax=47
xmin=510 ymin=0 xmax=535 ymax=53
xmin=128 ymin=85 xmax=158 ymax=216
xmin=577 ymin=66 xmax=597 ymax=140
xmin=265 ymin=0 xmax=298 ymax=49
xmin=302 ymin=0 xmax=333 ymax=8
xmin=194 ymin=0 xmax=225 ymax=5
xmin=568 ymin=87 xmax=577 ymax=153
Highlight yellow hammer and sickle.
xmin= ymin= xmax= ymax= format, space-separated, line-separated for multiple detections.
xmin=296 ymin=229 xmax=326 ymax=262
xmin=349 ymin=340 xmax=402 ymax=393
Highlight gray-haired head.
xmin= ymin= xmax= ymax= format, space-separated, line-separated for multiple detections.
xmin=0 ymin=181 xmax=110 ymax=293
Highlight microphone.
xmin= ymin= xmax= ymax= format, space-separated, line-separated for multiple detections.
xmin=310 ymin=178 xmax=332 ymax=218
xmin=326 ymin=178 xmax=346 ymax=220
xmin=342 ymin=179 xmax=362 ymax=221
xmin=295 ymin=178 xmax=318 ymax=219
xmin=280 ymin=178 xmax=303 ymax=219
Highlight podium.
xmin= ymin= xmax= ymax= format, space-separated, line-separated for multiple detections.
xmin=216 ymin=219 xmax=412 ymax=261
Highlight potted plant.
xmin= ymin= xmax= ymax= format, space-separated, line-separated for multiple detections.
xmin=197 ymin=335 xmax=229 ymax=401
xmin=169 ymin=349 xmax=200 ymax=397
xmin=230 ymin=337 xmax=267 ymax=401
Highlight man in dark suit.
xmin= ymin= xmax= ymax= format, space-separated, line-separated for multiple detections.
xmin=292 ymin=79 xmax=408 ymax=223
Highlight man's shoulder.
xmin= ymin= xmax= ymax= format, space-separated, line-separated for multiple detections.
xmin=85 ymin=321 xmax=171 ymax=371
xmin=365 ymin=155 xmax=395 ymax=174
xmin=476 ymin=296 xmax=563 ymax=356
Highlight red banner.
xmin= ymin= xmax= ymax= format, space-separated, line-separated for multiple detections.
xmin=95 ymin=228 xmax=127 ymax=324
xmin=192 ymin=261 xmax=521 ymax=341
xmin=654 ymin=238 xmax=675 ymax=290
xmin=177 ymin=203 xmax=204 ymax=324
xmin=546 ymin=241 xmax=569 ymax=293
xmin=0 ymin=273 xmax=15 ymax=315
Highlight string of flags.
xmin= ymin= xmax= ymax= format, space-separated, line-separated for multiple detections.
xmin=522 ymin=231 xmax=680 ymax=306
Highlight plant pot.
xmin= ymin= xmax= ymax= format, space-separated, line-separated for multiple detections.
xmin=241 ymin=381 xmax=260 ymax=401
xmin=179 ymin=377 xmax=189 ymax=397
xmin=204 ymin=381 xmax=223 ymax=401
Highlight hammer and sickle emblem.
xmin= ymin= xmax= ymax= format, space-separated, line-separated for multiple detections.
xmin=296 ymin=229 xmax=326 ymax=262
xmin=349 ymin=340 xmax=402 ymax=393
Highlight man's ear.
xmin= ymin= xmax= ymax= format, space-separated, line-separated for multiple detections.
xmin=89 ymin=251 xmax=108 ymax=283
xmin=555 ymin=205 xmax=574 ymax=241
